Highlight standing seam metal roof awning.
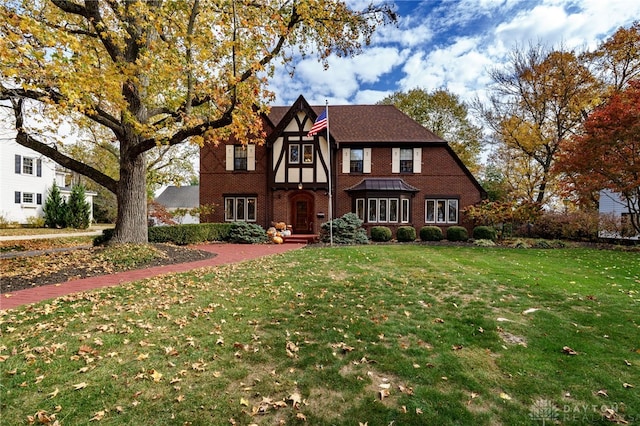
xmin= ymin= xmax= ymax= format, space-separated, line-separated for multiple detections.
xmin=345 ymin=178 xmax=420 ymax=192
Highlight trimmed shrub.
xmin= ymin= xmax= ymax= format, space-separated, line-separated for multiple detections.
xmin=420 ymin=226 xmax=443 ymax=241
xmin=319 ymin=213 xmax=369 ymax=245
xmin=370 ymin=226 xmax=392 ymax=242
xmin=228 ymin=222 xmax=267 ymax=244
xmin=473 ymin=226 xmax=497 ymax=241
xmin=396 ymin=226 xmax=416 ymax=242
xmin=149 ymin=223 xmax=233 ymax=245
xmin=446 ymin=226 xmax=468 ymax=242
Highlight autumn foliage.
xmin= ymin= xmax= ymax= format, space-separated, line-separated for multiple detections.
xmin=556 ymin=80 xmax=640 ymax=233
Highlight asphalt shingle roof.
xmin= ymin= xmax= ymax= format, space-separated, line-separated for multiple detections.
xmin=154 ymin=185 xmax=199 ymax=208
xmin=268 ymin=104 xmax=445 ymax=144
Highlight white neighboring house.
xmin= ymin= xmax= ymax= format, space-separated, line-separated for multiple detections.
xmin=154 ymin=185 xmax=200 ymax=224
xmin=599 ymin=189 xmax=639 ymax=240
xmin=0 ymin=141 xmax=96 ymax=225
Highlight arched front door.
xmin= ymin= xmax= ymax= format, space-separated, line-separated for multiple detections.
xmin=290 ymin=192 xmax=315 ymax=234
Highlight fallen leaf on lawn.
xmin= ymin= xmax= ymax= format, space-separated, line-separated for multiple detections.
xmin=596 ymin=389 xmax=609 ymax=397
xmin=286 ymin=341 xmax=299 ymax=358
xmin=48 ymin=388 xmax=60 ymax=399
xmin=624 ymin=360 xmax=632 ymax=366
xmin=176 ymin=395 xmax=185 ymax=403
xmin=0 ymin=355 xmax=9 ymax=362
xmin=452 ymin=345 xmax=463 ymax=351
xmin=562 ymin=346 xmax=578 ymax=355
xmin=73 ymin=382 xmax=87 ymax=390
xmin=623 ymin=383 xmax=634 ymax=388
xmin=115 ymin=406 xmax=124 ymax=414
xmin=416 ymin=408 xmax=423 ymax=414
xmin=136 ymin=353 xmax=149 ymax=361
xmin=359 ymin=422 xmax=368 ymax=426
xmin=379 ymin=383 xmax=391 ymax=389
xmin=433 ymin=318 xmax=445 ymax=323
xmin=296 ymin=413 xmax=307 ymax=421
xmin=499 ymin=392 xmax=512 ymax=400
xmin=35 ymin=375 xmax=45 ymax=384
xmin=522 ymin=308 xmax=539 ymax=314
xmin=150 ymin=370 xmax=163 ymax=382
xmin=398 ymin=384 xmax=414 ymax=395
xmin=78 ymin=366 xmax=90 ymax=373
xmin=89 ymin=410 xmax=105 ymax=421
xmin=289 ymin=391 xmax=302 ymax=408
xmin=240 ymin=398 xmax=249 ymax=407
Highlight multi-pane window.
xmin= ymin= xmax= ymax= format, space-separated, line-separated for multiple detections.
xmin=399 ymin=148 xmax=413 ymax=173
xmin=302 ymin=144 xmax=314 ymax=164
xmin=289 ymin=144 xmax=300 ymax=164
xmin=22 ymin=158 xmax=34 ymax=175
xmin=350 ymin=148 xmax=364 ymax=173
xmin=22 ymin=193 xmax=34 ymax=204
xmin=425 ymin=199 xmax=458 ymax=224
xmin=234 ymin=146 xmax=248 ymax=170
xmin=224 ymin=197 xmax=256 ymax=222
xmin=362 ymin=198 xmax=407 ymax=223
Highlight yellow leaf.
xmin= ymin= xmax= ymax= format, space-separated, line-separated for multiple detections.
xmin=150 ymin=370 xmax=163 ymax=382
xmin=73 ymin=382 xmax=87 ymax=390
xmin=499 ymin=392 xmax=512 ymax=400
xmin=137 ymin=353 xmax=149 ymax=361
xmin=240 ymin=397 xmax=249 ymax=407
xmin=176 ymin=395 xmax=185 ymax=403
xmin=90 ymin=410 xmax=105 ymax=421
xmin=48 ymin=388 xmax=60 ymax=399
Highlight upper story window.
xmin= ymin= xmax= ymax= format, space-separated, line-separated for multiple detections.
xmin=225 ymin=144 xmax=255 ymax=171
xmin=392 ymin=148 xmax=422 ymax=174
xmin=234 ymin=146 xmax=248 ymax=170
xmin=400 ymin=148 xmax=413 ymax=173
xmin=342 ymin=148 xmax=371 ymax=174
xmin=302 ymin=144 xmax=314 ymax=164
xmin=350 ymin=148 xmax=363 ymax=173
xmin=15 ymin=155 xmax=42 ymax=177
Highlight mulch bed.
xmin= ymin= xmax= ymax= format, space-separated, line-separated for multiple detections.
xmin=0 ymin=244 xmax=214 ymax=294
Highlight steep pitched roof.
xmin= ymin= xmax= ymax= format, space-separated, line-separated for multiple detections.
xmin=155 ymin=185 xmax=199 ymax=209
xmin=267 ymin=96 xmax=445 ymax=145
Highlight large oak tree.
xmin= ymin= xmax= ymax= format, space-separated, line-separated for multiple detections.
xmin=0 ymin=0 xmax=393 ymax=243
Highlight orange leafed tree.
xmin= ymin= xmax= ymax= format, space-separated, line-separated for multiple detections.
xmin=556 ymin=80 xmax=640 ymax=234
xmin=0 ymin=0 xmax=394 ymax=243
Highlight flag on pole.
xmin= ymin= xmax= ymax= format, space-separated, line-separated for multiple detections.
xmin=307 ymin=110 xmax=327 ymax=136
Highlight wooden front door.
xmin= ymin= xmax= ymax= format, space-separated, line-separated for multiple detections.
xmin=291 ymin=193 xmax=314 ymax=234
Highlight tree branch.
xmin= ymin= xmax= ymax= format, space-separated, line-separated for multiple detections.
xmin=10 ymin=98 xmax=118 ymax=194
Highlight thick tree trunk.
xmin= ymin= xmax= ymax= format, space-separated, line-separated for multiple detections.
xmin=112 ymin=151 xmax=148 ymax=243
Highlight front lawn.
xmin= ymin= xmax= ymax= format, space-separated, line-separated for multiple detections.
xmin=0 ymin=245 xmax=638 ymax=425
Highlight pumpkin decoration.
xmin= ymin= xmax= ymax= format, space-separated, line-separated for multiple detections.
xmin=272 ymin=235 xmax=283 ymax=244
xmin=266 ymin=227 xmax=277 ymax=237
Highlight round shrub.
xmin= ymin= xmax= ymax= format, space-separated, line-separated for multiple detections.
xmin=370 ymin=226 xmax=392 ymax=242
xmin=229 ymin=222 xmax=268 ymax=244
xmin=420 ymin=226 xmax=443 ymax=241
xmin=473 ymin=226 xmax=497 ymax=241
xmin=446 ymin=226 xmax=468 ymax=242
xmin=396 ymin=226 xmax=417 ymax=242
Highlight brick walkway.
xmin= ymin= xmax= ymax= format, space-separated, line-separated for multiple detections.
xmin=0 ymin=243 xmax=305 ymax=311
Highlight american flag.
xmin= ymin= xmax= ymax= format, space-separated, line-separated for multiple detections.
xmin=307 ymin=110 xmax=327 ymax=136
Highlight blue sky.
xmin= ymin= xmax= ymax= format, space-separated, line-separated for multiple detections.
xmin=269 ymin=0 xmax=640 ymax=106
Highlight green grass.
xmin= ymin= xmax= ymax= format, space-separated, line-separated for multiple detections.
xmin=1 ymin=245 xmax=638 ymax=425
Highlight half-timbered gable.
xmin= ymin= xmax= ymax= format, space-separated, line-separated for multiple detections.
xmin=200 ymin=95 xmax=486 ymax=238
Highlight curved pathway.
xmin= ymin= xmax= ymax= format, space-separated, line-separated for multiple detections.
xmin=0 ymin=243 xmax=305 ymax=311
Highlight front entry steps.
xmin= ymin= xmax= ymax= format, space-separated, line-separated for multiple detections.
xmin=283 ymin=234 xmax=318 ymax=244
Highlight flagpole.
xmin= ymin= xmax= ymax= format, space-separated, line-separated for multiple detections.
xmin=326 ymin=100 xmax=333 ymax=246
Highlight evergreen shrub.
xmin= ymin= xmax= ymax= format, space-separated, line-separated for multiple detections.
xmin=370 ymin=226 xmax=392 ymax=242
xmin=228 ymin=222 xmax=267 ymax=244
xmin=473 ymin=226 xmax=497 ymax=241
xmin=446 ymin=226 xmax=469 ymax=242
xmin=420 ymin=226 xmax=443 ymax=241
xmin=396 ymin=226 xmax=416 ymax=242
xmin=319 ymin=213 xmax=369 ymax=244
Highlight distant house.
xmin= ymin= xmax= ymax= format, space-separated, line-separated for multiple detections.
xmin=0 ymin=141 xmax=95 ymax=225
xmin=154 ymin=185 xmax=200 ymax=224
xmin=599 ymin=189 xmax=639 ymax=240
xmin=200 ymin=95 xmax=486 ymax=237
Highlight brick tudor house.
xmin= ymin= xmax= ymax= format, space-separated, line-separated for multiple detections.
xmin=200 ymin=95 xmax=486 ymax=238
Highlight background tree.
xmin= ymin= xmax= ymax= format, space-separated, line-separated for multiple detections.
xmin=379 ymin=88 xmax=483 ymax=173
xmin=0 ymin=0 xmax=393 ymax=243
xmin=555 ymin=80 xmax=640 ymax=234
xmin=478 ymin=45 xmax=600 ymax=205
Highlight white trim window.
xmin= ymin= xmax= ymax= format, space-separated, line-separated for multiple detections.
xmin=364 ymin=198 xmax=404 ymax=223
xmin=425 ymin=199 xmax=458 ymax=224
xmin=15 ymin=155 xmax=42 ymax=176
xmin=224 ymin=196 xmax=257 ymax=222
